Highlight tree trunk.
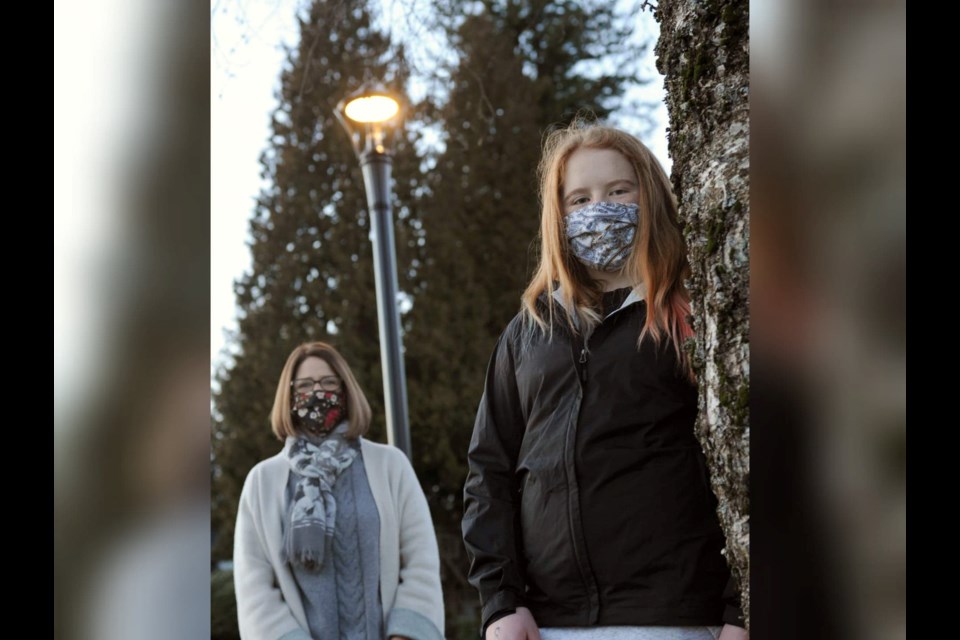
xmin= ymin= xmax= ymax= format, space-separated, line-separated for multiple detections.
xmin=654 ymin=0 xmax=750 ymax=628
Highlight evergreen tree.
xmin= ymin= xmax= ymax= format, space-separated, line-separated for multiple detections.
xmin=211 ymin=0 xmax=423 ymax=563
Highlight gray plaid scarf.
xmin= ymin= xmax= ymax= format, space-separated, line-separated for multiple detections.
xmin=282 ymin=423 xmax=359 ymax=571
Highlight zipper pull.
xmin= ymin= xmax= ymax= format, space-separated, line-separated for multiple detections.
xmin=579 ymin=348 xmax=588 ymax=364
xmin=579 ymin=348 xmax=588 ymax=382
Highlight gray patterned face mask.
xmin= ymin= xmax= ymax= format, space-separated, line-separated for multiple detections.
xmin=565 ymin=201 xmax=640 ymax=272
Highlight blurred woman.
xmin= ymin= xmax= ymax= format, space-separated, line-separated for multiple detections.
xmin=234 ymin=342 xmax=444 ymax=640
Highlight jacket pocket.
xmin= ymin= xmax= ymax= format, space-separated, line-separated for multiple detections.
xmin=517 ymin=466 xmax=569 ymax=592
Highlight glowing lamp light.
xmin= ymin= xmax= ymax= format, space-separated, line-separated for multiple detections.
xmin=343 ymin=95 xmax=399 ymax=124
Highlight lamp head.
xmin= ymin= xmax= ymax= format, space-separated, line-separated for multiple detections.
xmin=335 ymin=83 xmax=402 ymax=156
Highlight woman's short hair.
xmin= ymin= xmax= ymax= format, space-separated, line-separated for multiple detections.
xmin=270 ymin=342 xmax=372 ymax=440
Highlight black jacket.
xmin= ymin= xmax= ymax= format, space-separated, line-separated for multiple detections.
xmin=462 ymin=289 xmax=744 ymax=633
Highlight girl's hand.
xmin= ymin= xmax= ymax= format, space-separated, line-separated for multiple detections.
xmin=718 ymin=623 xmax=748 ymax=640
xmin=485 ymin=607 xmax=541 ymax=640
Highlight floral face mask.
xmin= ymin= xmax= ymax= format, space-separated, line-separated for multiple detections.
xmin=291 ymin=389 xmax=348 ymax=437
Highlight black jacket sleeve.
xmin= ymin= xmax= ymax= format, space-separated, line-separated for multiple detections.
xmin=461 ymin=319 xmax=528 ymax=635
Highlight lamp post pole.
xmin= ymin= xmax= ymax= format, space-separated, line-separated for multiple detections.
xmin=359 ymin=145 xmax=411 ymax=458
xmin=336 ymin=86 xmax=411 ymax=458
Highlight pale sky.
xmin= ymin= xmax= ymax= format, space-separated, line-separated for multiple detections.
xmin=210 ymin=0 xmax=670 ymax=374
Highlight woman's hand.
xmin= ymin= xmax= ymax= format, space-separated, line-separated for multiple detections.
xmin=718 ymin=623 xmax=748 ymax=640
xmin=485 ymin=607 xmax=541 ymax=640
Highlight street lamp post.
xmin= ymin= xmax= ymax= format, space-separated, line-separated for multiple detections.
xmin=335 ymin=84 xmax=412 ymax=458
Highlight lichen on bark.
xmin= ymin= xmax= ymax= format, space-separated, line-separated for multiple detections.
xmin=653 ymin=0 xmax=750 ymax=628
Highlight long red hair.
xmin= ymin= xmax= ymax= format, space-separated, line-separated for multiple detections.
xmin=521 ymin=122 xmax=695 ymax=377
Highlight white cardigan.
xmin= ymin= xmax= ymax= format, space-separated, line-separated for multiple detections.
xmin=233 ymin=437 xmax=445 ymax=640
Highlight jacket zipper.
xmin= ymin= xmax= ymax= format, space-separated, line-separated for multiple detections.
xmin=577 ymin=293 xmax=639 ymax=383
xmin=569 ymin=329 xmax=600 ymax=623
xmin=567 ymin=379 xmax=599 ymax=623
xmin=562 ymin=292 xmax=645 ymax=624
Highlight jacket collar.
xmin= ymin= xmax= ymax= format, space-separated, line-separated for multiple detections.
xmin=550 ymin=281 xmax=647 ymax=329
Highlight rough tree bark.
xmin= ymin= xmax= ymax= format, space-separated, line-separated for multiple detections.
xmin=654 ymin=0 xmax=750 ymax=628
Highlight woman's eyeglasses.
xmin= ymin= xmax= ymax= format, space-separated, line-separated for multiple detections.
xmin=291 ymin=376 xmax=342 ymax=394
